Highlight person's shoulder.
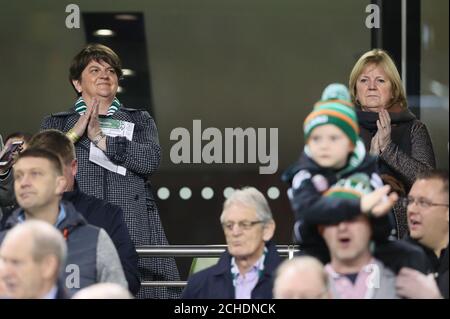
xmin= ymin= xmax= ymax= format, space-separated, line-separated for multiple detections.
xmin=118 ymin=106 xmax=150 ymax=116
xmin=374 ymin=260 xmax=400 ymax=299
xmin=187 ymin=262 xmax=221 ymax=282
xmin=287 ymin=153 xmax=324 ymax=187
xmin=410 ymin=118 xmax=429 ymax=132
xmin=346 ymin=153 xmax=379 ymax=179
xmin=77 ymin=191 xmax=122 ymax=216
xmin=374 ymin=258 xmax=397 ymax=280
xmin=73 ymin=193 xmax=124 ymax=232
xmin=117 ymin=106 xmax=154 ymax=122
xmin=47 ymin=108 xmax=77 ymax=117
xmin=188 ymin=252 xmax=231 ymax=283
xmin=71 ymin=223 xmax=104 ymax=244
xmin=62 ymin=201 xmax=101 ymax=232
xmin=265 ymin=241 xmax=283 ymax=269
xmin=397 ymin=110 xmax=427 ymax=129
xmin=119 ymin=106 xmax=141 ymax=112
xmin=361 ymin=154 xmax=378 ymax=170
xmin=182 ymin=262 xmax=222 ymax=299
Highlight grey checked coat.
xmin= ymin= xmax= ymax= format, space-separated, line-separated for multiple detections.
xmin=41 ymin=106 xmax=181 ymax=299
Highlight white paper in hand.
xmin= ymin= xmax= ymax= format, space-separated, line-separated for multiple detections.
xmin=89 ymin=118 xmax=134 ymax=176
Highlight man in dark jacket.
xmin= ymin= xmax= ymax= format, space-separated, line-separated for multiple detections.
xmin=0 ymin=148 xmax=128 ymax=293
xmin=396 ymin=170 xmax=449 ymax=299
xmin=27 ymin=130 xmax=140 ymax=295
xmin=182 ymin=187 xmax=281 ymax=299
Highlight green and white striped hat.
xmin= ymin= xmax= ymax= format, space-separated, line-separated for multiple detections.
xmin=304 ymin=83 xmax=359 ymax=146
xmin=324 ymin=173 xmax=374 ymax=200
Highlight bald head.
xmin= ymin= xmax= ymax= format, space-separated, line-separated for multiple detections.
xmin=8 ymin=220 xmax=67 ymax=266
xmin=273 ymin=256 xmax=330 ymax=299
xmin=0 ymin=220 xmax=67 ymax=298
xmin=72 ymin=283 xmax=133 ymax=299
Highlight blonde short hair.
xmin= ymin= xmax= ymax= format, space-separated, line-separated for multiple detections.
xmin=349 ymin=49 xmax=407 ymax=109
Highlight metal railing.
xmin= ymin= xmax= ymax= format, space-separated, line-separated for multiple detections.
xmin=136 ymin=244 xmax=300 ymax=287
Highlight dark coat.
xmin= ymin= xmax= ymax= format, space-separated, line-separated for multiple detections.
xmin=406 ymin=238 xmax=449 ymax=299
xmin=182 ymin=241 xmax=281 ymax=299
xmin=63 ymin=182 xmax=140 ymax=295
xmin=357 ymin=110 xmax=436 ymax=192
xmin=357 ymin=110 xmax=436 ymax=238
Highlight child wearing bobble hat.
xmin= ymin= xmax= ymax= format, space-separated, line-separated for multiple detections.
xmin=283 ymin=84 xmax=427 ymax=274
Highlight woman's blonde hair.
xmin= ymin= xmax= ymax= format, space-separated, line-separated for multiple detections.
xmin=349 ymin=49 xmax=407 ymax=109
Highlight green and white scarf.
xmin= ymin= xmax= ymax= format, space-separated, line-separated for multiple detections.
xmin=74 ymin=96 xmax=121 ymax=117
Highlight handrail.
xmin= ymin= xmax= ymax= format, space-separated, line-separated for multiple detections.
xmin=136 ymin=244 xmax=300 ymax=287
xmin=136 ymin=244 xmax=300 ymax=258
xmin=141 ymin=281 xmax=187 ymax=287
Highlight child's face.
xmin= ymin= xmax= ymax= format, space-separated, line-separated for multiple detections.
xmin=308 ymin=124 xmax=354 ymax=169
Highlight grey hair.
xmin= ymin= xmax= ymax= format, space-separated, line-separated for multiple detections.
xmin=220 ymin=187 xmax=273 ymax=223
xmin=7 ymin=220 xmax=67 ymax=275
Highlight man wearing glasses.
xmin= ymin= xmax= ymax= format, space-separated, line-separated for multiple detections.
xmin=182 ymin=187 xmax=281 ymax=299
xmin=396 ymin=170 xmax=449 ymax=299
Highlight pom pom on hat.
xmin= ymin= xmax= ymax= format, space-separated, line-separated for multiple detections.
xmin=321 ymin=83 xmax=352 ymax=102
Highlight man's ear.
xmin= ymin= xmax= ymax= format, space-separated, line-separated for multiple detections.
xmin=262 ymin=220 xmax=276 ymax=242
xmin=40 ymin=255 xmax=59 ymax=280
xmin=71 ymin=159 xmax=78 ymax=177
xmin=55 ymin=175 xmax=67 ymax=195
